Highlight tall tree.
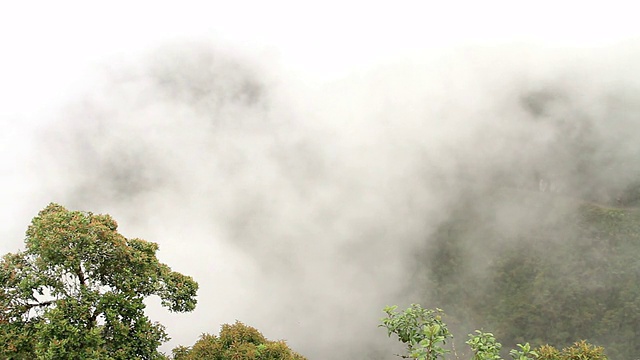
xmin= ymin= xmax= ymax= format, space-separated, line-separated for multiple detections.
xmin=0 ymin=203 xmax=198 ymax=359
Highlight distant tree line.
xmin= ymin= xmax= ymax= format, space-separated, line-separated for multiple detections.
xmin=417 ymin=189 xmax=640 ymax=359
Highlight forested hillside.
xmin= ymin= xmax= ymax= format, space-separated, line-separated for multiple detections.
xmin=418 ymin=186 xmax=640 ymax=359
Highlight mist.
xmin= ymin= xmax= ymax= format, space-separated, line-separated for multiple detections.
xmin=3 ymin=27 xmax=640 ymax=358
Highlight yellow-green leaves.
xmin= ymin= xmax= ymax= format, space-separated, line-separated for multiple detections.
xmin=174 ymin=321 xmax=307 ymax=360
xmin=0 ymin=203 xmax=198 ymax=359
xmin=534 ymin=341 xmax=606 ymax=360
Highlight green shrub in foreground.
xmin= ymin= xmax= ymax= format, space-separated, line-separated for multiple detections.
xmin=380 ymin=304 xmax=607 ymax=360
xmin=172 ymin=321 xmax=307 ymax=360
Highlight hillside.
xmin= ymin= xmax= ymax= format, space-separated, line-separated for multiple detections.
xmin=417 ymin=187 xmax=640 ymax=359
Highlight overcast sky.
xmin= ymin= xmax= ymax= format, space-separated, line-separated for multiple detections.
xmin=2 ymin=0 xmax=638 ymax=221
xmin=1 ymin=1 xmax=639 ymax=120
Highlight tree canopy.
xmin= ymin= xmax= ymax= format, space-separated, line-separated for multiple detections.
xmin=172 ymin=321 xmax=307 ymax=360
xmin=0 ymin=203 xmax=198 ymax=359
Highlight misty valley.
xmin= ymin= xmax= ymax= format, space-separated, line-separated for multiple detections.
xmin=416 ymin=185 xmax=640 ymax=359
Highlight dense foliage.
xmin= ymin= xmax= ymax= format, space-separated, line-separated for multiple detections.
xmin=381 ymin=304 xmax=607 ymax=360
xmin=0 ymin=203 xmax=198 ymax=359
xmin=172 ymin=321 xmax=307 ymax=360
xmin=420 ymin=189 xmax=640 ymax=359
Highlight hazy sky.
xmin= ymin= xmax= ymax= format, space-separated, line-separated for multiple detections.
xmin=2 ymin=1 xmax=640 ymax=358
xmin=1 ymin=1 xmax=639 ymax=119
xmin=2 ymin=0 xmax=638 ymax=238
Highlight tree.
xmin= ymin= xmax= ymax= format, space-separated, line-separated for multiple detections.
xmin=173 ymin=321 xmax=307 ymax=360
xmin=0 ymin=203 xmax=198 ymax=359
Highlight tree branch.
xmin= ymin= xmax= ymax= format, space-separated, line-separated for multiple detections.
xmin=76 ymin=264 xmax=86 ymax=287
xmin=88 ymin=307 xmax=99 ymax=329
xmin=22 ymin=299 xmax=57 ymax=311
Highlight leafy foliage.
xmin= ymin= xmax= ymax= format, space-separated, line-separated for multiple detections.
xmin=467 ymin=331 xmax=502 ymax=360
xmin=0 ymin=203 xmax=198 ymax=359
xmin=381 ymin=305 xmax=607 ymax=360
xmin=509 ymin=343 xmax=537 ymax=360
xmin=172 ymin=321 xmax=307 ymax=360
xmin=535 ymin=341 xmax=606 ymax=360
xmin=380 ymin=304 xmax=452 ymax=360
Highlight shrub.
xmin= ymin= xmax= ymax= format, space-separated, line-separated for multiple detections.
xmin=173 ymin=321 xmax=306 ymax=360
xmin=381 ymin=305 xmax=607 ymax=360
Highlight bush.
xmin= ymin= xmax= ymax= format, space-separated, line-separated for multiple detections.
xmin=536 ymin=341 xmax=606 ymax=360
xmin=172 ymin=321 xmax=306 ymax=360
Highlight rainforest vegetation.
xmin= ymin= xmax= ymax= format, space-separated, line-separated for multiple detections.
xmin=0 ymin=204 xmax=198 ymax=359
xmin=2 ymin=186 xmax=640 ymax=359
xmin=171 ymin=321 xmax=307 ymax=360
xmin=415 ymin=183 xmax=640 ymax=359
xmin=379 ymin=303 xmax=607 ymax=360
xmin=0 ymin=204 xmax=306 ymax=359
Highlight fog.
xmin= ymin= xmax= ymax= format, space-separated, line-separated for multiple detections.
xmin=2 ymin=2 xmax=640 ymax=358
